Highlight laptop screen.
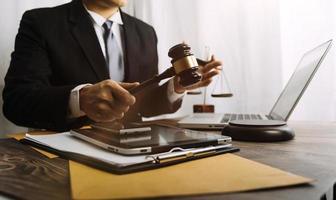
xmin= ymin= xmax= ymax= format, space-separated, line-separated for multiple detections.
xmin=269 ymin=40 xmax=332 ymax=121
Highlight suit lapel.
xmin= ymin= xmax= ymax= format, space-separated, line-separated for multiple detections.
xmin=69 ymin=0 xmax=109 ymax=81
xmin=120 ymin=11 xmax=140 ymax=82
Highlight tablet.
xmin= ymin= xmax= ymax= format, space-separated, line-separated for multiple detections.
xmin=70 ymin=125 xmax=231 ymax=155
xmin=91 ymin=122 xmax=151 ymax=134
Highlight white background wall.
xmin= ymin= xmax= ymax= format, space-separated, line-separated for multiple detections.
xmin=0 ymin=0 xmax=335 ymax=135
xmin=278 ymin=0 xmax=336 ymax=120
xmin=126 ymin=0 xmax=336 ymax=121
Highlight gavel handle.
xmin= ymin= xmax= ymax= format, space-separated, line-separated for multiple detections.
xmin=129 ymin=67 xmax=176 ymax=95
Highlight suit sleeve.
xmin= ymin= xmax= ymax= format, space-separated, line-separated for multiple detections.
xmin=137 ymin=27 xmax=183 ymax=117
xmin=2 ymin=11 xmax=87 ymax=131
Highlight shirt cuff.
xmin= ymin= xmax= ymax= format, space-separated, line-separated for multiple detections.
xmin=167 ymin=78 xmax=185 ymax=103
xmin=68 ymin=84 xmax=92 ymax=118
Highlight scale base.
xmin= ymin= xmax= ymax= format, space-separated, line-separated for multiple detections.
xmin=222 ymin=120 xmax=295 ymax=142
xmin=193 ymin=104 xmax=215 ymax=113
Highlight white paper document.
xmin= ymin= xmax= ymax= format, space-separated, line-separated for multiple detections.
xmin=25 ymin=132 xmax=151 ymax=166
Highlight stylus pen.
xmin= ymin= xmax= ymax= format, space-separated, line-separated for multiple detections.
xmin=153 ymin=144 xmax=232 ymax=164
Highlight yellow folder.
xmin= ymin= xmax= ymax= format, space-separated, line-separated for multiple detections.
xmin=70 ymin=153 xmax=312 ymax=200
xmin=12 ymin=133 xmax=58 ymax=158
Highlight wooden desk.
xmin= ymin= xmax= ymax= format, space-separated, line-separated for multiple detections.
xmin=1 ymin=121 xmax=336 ymax=200
xmin=206 ymin=121 xmax=336 ymax=200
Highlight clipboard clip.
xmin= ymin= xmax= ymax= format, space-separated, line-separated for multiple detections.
xmin=146 ymin=144 xmax=232 ymax=164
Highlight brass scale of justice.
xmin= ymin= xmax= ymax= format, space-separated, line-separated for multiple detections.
xmin=129 ymin=43 xmax=233 ymax=113
xmin=187 ymin=46 xmax=233 ymax=113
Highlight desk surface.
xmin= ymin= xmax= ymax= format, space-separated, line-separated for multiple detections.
xmin=212 ymin=121 xmax=336 ymax=200
xmin=1 ymin=121 xmax=336 ymax=200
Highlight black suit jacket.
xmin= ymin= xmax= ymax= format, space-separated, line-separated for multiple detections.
xmin=3 ymin=0 xmax=182 ymax=131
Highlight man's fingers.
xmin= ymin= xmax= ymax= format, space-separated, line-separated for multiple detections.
xmin=94 ymin=101 xmax=131 ymax=121
xmin=210 ymin=55 xmax=215 ymax=61
xmin=198 ymin=79 xmax=212 ymax=87
xmin=95 ymin=102 xmax=124 ymax=119
xmin=115 ymin=89 xmax=136 ymax=106
xmin=107 ymin=101 xmax=130 ymax=114
xmin=119 ymin=82 xmax=140 ymax=90
xmin=93 ymin=117 xmax=116 ymax=123
xmin=105 ymin=82 xmax=136 ymax=106
xmin=108 ymin=108 xmax=125 ymax=119
xmin=97 ymin=106 xmax=124 ymax=120
xmin=109 ymin=121 xmax=125 ymax=130
xmin=184 ymin=79 xmax=212 ymax=90
xmin=202 ymin=60 xmax=222 ymax=73
xmin=80 ymin=80 xmax=139 ymax=122
xmin=202 ymin=69 xmax=220 ymax=81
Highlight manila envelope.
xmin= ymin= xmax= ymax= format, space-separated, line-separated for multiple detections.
xmin=70 ymin=153 xmax=312 ymax=199
xmin=11 ymin=132 xmax=58 ymax=158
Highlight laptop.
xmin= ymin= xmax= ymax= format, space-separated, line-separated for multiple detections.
xmin=178 ymin=40 xmax=333 ymax=129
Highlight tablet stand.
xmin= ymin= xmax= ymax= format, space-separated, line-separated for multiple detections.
xmin=222 ymin=120 xmax=295 ymax=142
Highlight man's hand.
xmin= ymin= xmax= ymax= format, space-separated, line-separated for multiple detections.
xmin=174 ymin=55 xmax=222 ymax=93
xmin=79 ymin=80 xmax=139 ymax=122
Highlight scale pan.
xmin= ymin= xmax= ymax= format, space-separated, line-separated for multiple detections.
xmin=187 ymin=91 xmax=202 ymax=95
xmin=211 ymin=93 xmax=233 ymax=98
xmin=187 ymin=88 xmax=202 ymax=95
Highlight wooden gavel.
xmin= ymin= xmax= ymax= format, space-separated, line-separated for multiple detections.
xmin=129 ymin=43 xmax=208 ymax=95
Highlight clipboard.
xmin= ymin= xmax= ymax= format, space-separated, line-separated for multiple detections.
xmin=21 ymin=134 xmax=239 ymax=174
xmin=70 ymin=125 xmax=232 ymax=155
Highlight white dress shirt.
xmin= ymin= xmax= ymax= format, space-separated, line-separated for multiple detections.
xmin=68 ymin=7 xmax=184 ymax=118
xmin=87 ymin=8 xmax=125 ymax=68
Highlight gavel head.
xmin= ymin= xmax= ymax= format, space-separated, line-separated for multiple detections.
xmin=168 ymin=43 xmax=202 ymax=87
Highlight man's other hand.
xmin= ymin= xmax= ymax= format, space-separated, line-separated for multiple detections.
xmin=79 ymin=80 xmax=139 ymax=122
xmin=173 ymin=55 xmax=222 ymax=93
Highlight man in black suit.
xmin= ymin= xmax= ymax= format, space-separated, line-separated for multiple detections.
xmin=2 ymin=0 xmax=221 ymax=131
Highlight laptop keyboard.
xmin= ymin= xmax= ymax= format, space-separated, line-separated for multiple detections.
xmin=221 ymin=114 xmax=263 ymax=123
